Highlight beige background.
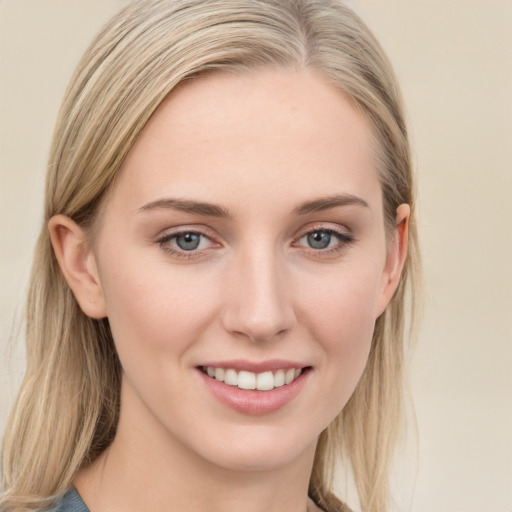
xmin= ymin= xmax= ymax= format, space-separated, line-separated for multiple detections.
xmin=1 ymin=1 xmax=511 ymax=511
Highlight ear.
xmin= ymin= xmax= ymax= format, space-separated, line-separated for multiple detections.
xmin=375 ymin=203 xmax=410 ymax=317
xmin=48 ymin=215 xmax=107 ymax=319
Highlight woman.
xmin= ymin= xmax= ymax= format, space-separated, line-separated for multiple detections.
xmin=0 ymin=1 xmax=420 ymax=511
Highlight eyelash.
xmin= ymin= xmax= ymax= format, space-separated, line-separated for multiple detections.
xmin=157 ymin=229 xmax=217 ymax=260
xmin=156 ymin=226 xmax=354 ymax=259
xmin=294 ymin=227 xmax=355 ymax=256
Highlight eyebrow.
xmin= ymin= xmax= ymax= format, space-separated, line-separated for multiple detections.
xmin=293 ymin=194 xmax=369 ymax=215
xmin=138 ymin=193 xmax=369 ymax=218
xmin=138 ymin=198 xmax=231 ymax=218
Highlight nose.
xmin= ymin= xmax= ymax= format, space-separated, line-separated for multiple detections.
xmin=220 ymin=245 xmax=296 ymax=343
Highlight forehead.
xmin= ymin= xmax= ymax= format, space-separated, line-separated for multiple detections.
xmin=109 ymin=67 xmax=382 ymax=216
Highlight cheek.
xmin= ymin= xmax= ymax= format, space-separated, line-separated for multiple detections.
xmin=300 ymin=259 xmax=382 ymax=341
xmin=97 ymin=249 xmax=220 ymax=370
xmin=298 ymin=262 xmax=383 ymax=407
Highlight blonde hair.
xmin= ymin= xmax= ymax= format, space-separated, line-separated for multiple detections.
xmin=1 ymin=1 xmax=420 ymax=511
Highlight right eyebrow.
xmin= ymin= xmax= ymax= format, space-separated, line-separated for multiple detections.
xmin=293 ymin=193 xmax=369 ymax=215
xmin=137 ymin=198 xmax=231 ymax=218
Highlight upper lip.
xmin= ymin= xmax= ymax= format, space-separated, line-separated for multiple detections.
xmin=198 ymin=359 xmax=308 ymax=373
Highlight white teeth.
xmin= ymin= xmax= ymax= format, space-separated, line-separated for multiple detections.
xmin=224 ymin=369 xmax=238 ymax=386
xmin=256 ymin=371 xmax=274 ymax=391
xmin=204 ymin=366 xmax=304 ymax=391
xmin=238 ymin=371 xmax=256 ymax=390
xmin=274 ymin=369 xmax=285 ymax=387
xmin=285 ymin=368 xmax=295 ymax=385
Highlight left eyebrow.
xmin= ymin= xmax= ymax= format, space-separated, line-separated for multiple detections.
xmin=137 ymin=198 xmax=231 ymax=218
xmin=293 ymin=194 xmax=369 ymax=215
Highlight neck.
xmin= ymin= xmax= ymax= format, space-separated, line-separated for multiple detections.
xmin=75 ymin=383 xmax=317 ymax=512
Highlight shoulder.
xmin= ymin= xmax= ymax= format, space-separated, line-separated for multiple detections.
xmin=46 ymin=488 xmax=89 ymax=512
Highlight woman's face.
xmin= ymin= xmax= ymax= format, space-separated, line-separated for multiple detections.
xmin=85 ymin=68 xmax=406 ymax=472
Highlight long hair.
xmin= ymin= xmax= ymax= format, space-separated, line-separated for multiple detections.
xmin=1 ymin=1 xmax=420 ymax=511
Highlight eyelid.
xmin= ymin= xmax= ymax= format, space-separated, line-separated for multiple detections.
xmin=154 ymin=222 xmax=355 ymax=260
xmin=292 ymin=223 xmax=355 ymax=254
xmin=294 ymin=222 xmax=353 ymax=240
xmin=155 ymin=225 xmax=222 ymax=259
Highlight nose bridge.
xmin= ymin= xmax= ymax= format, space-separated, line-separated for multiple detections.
xmin=221 ymin=242 xmax=296 ymax=342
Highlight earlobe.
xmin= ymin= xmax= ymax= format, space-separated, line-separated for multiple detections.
xmin=48 ymin=215 xmax=107 ymax=319
xmin=376 ymin=204 xmax=410 ymax=317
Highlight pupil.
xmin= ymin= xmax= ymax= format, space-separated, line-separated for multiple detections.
xmin=307 ymin=231 xmax=331 ymax=249
xmin=176 ymin=233 xmax=200 ymax=250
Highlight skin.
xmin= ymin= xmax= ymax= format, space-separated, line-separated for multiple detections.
xmin=50 ymin=68 xmax=409 ymax=512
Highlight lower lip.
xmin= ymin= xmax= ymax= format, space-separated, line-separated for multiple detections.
xmin=198 ymin=369 xmax=310 ymax=415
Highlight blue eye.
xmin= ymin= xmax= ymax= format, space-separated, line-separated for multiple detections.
xmin=306 ymin=231 xmax=332 ymax=249
xmin=158 ymin=230 xmax=213 ymax=256
xmin=175 ymin=232 xmax=201 ymax=251
xmin=297 ymin=228 xmax=353 ymax=252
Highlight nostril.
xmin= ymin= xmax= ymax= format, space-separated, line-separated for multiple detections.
xmin=219 ymin=271 xmax=297 ymax=342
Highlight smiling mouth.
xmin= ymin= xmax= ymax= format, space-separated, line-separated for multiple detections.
xmin=200 ymin=366 xmax=310 ymax=392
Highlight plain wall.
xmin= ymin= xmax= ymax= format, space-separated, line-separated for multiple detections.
xmin=1 ymin=1 xmax=511 ymax=511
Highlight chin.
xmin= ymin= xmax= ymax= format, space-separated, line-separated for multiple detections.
xmin=195 ymin=424 xmax=318 ymax=473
